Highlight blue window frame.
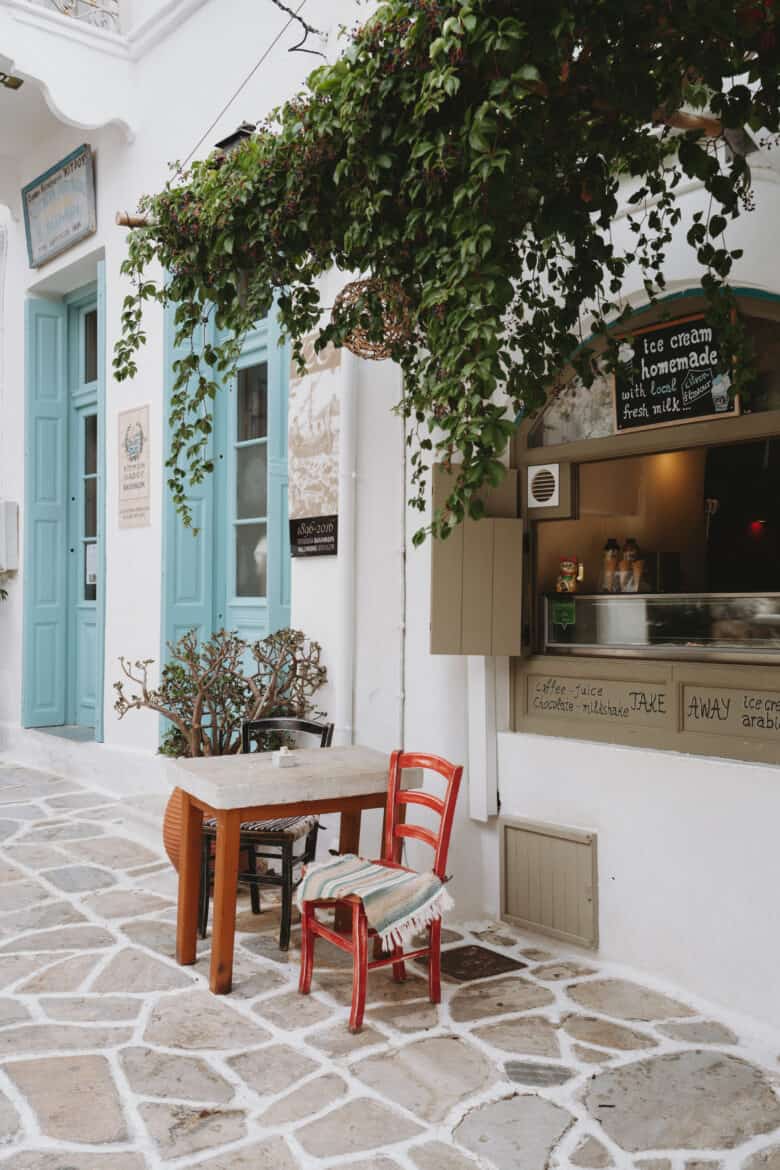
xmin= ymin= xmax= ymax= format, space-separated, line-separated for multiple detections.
xmin=162 ymin=312 xmax=291 ymax=661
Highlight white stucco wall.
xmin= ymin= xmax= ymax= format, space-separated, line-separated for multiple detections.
xmin=497 ymin=731 xmax=780 ymax=1029
xmin=0 ymin=0 xmax=778 ymax=1032
xmin=0 ymin=0 xmax=355 ymax=753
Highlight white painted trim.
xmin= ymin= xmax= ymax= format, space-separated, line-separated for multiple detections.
xmin=494 ymin=654 xmax=510 ymax=734
xmin=333 ymin=349 xmax=358 ymax=747
xmin=36 ymin=77 xmax=134 ymax=140
xmin=466 ymin=656 xmax=502 ymax=822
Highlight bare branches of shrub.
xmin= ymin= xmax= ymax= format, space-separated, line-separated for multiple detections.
xmin=114 ymin=627 xmax=326 ymax=757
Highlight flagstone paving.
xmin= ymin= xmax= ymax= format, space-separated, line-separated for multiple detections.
xmin=0 ymin=760 xmax=777 ymax=1170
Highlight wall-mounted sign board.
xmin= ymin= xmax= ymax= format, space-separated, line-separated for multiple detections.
xmin=528 ymin=674 xmax=669 ymax=726
xmin=515 ymin=658 xmax=780 ymax=765
xmin=683 ymin=685 xmax=780 ymax=741
xmin=118 ymin=405 xmax=151 ymax=529
xmin=22 ymin=144 xmax=97 ymax=269
xmin=290 ymin=515 xmax=338 ymax=557
xmin=614 ymin=314 xmax=739 ymax=433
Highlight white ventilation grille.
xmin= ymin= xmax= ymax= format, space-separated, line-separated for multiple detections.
xmin=527 ymin=464 xmax=561 ymax=509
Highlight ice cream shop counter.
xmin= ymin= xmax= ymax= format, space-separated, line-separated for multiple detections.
xmin=544 ymin=593 xmax=780 ymax=663
xmin=508 ymin=295 xmax=780 ymax=765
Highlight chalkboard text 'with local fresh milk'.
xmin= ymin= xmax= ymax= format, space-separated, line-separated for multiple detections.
xmin=614 ymin=314 xmax=738 ymax=433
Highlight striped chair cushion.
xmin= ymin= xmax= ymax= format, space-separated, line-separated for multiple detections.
xmin=203 ymin=815 xmax=318 ymax=841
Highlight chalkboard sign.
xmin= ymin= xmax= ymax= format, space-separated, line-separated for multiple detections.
xmin=614 ymin=314 xmax=738 ymax=433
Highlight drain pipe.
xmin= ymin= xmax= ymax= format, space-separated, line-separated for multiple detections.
xmin=333 ymin=348 xmax=358 ymax=746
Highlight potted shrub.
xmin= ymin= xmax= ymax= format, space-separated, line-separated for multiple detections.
xmin=114 ymin=627 xmax=327 ymax=868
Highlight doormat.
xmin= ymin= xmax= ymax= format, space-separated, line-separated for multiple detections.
xmin=417 ymin=943 xmax=527 ymax=982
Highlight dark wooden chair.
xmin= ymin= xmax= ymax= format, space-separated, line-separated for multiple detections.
xmin=199 ymin=717 xmax=334 ymax=950
xmin=298 ymin=750 xmax=463 ymax=1031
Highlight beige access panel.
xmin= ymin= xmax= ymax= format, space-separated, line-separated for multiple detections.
xmin=500 ymin=817 xmax=598 ymax=948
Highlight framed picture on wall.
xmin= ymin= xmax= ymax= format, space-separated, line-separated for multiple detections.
xmin=22 ymin=144 xmax=97 ymax=269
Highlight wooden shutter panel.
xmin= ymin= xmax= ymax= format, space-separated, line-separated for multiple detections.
xmin=22 ymin=297 xmax=69 ymax=726
xmin=430 ymin=465 xmax=524 ymax=655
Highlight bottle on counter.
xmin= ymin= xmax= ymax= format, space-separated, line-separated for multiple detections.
xmin=619 ymin=538 xmax=643 ymax=593
xmin=624 ymin=538 xmax=639 ymax=559
xmin=600 ymin=538 xmax=620 ymax=593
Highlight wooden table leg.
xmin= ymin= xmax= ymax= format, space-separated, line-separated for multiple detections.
xmin=210 ymin=809 xmax=241 ymax=994
xmin=334 ymin=809 xmax=362 ymax=934
xmin=176 ymin=792 xmax=203 ymax=966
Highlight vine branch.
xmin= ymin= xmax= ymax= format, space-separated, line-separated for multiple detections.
xmin=267 ymin=0 xmax=326 ymax=56
xmin=114 ymin=0 xmax=776 ymax=540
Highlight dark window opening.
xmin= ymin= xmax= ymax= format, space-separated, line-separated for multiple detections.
xmin=538 ymin=438 xmax=780 ymax=660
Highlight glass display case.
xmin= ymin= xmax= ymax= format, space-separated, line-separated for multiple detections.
xmin=545 ymin=593 xmax=780 ymax=663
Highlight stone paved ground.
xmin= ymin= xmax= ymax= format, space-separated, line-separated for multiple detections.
xmin=0 ymin=761 xmax=778 ymax=1170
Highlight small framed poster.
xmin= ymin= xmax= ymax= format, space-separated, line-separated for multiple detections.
xmin=22 ymin=144 xmax=97 ymax=269
xmin=613 ymin=314 xmax=740 ymax=434
xmin=118 ymin=405 xmax=151 ymax=529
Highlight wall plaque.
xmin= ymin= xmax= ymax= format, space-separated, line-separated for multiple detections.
xmin=118 ymin=405 xmax=151 ymax=529
xmin=528 ymin=675 xmax=669 ymax=725
xmin=288 ymin=332 xmax=341 ymax=559
xmin=683 ymin=685 xmax=780 ymax=740
xmin=614 ymin=314 xmax=739 ymax=433
xmin=290 ymin=515 xmax=338 ymax=557
xmin=22 ymin=145 xmax=97 ymax=269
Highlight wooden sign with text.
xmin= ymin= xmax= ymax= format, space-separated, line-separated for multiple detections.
xmin=683 ymin=685 xmax=780 ymax=740
xmin=614 ymin=315 xmax=738 ymax=433
xmin=22 ymin=144 xmax=97 ymax=268
xmin=118 ymin=405 xmax=151 ymax=529
xmin=528 ymin=675 xmax=669 ymax=725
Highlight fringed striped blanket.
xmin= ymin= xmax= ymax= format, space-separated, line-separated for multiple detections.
xmin=297 ymin=854 xmax=453 ymax=950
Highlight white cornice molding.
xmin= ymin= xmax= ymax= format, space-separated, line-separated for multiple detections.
xmin=125 ymin=0 xmax=210 ymax=60
xmin=1 ymin=0 xmax=129 ymax=58
xmin=0 ymin=0 xmax=210 ymax=60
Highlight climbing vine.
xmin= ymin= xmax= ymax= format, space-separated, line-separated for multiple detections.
xmin=114 ymin=0 xmax=780 ymax=539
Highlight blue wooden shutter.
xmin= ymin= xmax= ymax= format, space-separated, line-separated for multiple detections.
xmin=267 ymin=313 xmax=291 ymax=631
xmin=22 ymin=298 xmax=68 ymax=727
xmin=161 ymin=303 xmax=215 ymax=651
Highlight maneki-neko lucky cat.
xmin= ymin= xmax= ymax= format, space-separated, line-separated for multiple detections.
xmin=556 ymin=556 xmax=584 ymax=593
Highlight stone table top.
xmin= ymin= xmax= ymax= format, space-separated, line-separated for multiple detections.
xmin=167 ymin=746 xmax=405 ymax=811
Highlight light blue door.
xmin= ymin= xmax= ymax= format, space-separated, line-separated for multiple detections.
xmin=22 ymin=298 xmax=69 ymax=726
xmin=23 ymin=280 xmax=106 ymax=734
xmin=163 ymin=312 xmax=291 ymax=656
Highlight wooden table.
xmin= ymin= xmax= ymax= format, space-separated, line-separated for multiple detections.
xmin=170 ymin=746 xmax=402 ymax=994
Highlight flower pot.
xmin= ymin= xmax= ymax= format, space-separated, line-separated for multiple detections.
xmin=163 ymin=787 xmax=185 ymax=871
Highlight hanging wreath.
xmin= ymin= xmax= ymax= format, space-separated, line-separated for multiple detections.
xmin=331 ymin=278 xmax=413 ymax=361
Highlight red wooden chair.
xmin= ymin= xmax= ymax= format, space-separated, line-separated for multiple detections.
xmin=298 ymin=750 xmax=463 ymax=1032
